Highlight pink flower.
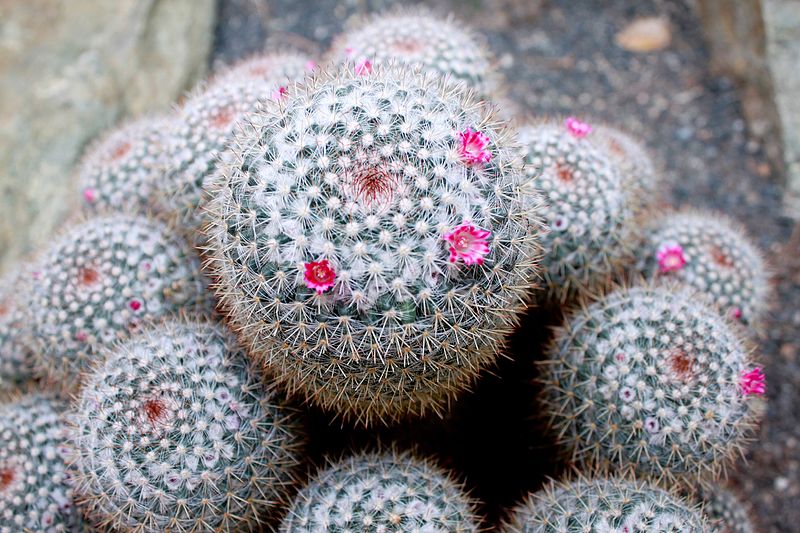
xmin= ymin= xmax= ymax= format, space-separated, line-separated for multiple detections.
xmin=458 ymin=128 xmax=492 ymax=165
xmin=304 ymin=259 xmax=336 ymax=293
xmin=656 ymin=242 xmax=687 ymax=273
xmin=740 ymin=367 xmax=766 ymax=396
xmin=128 ymin=299 xmax=143 ymax=312
xmin=565 ymin=117 xmax=592 ymax=138
xmin=272 ymin=86 xmax=288 ymax=100
xmin=729 ymin=307 xmax=743 ymax=320
xmin=355 ymin=58 xmax=372 ymax=76
xmin=443 ymin=223 xmax=491 ymax=265
xmin=304 ymin=60 xmax=317 ymax=72
xmin=83 ymin=187 xmax=97 ymax=203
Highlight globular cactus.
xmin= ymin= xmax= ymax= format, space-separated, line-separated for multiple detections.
xmin=155 ymin=50 xmax=314 ymax=231
xmin=636 ymin=210 xmax=769 ymax=327
xmin=589 ymin=124 xmax=660 ymax=211
xmin=699 ymin=485 xmax=756 ymax=533
xmin=77 ymin=116 xmax=172 ymax=215
xmin=27 ymin=214 xmax=210 ymax=385
xmin=70 ymin=320 xmax=305 ymax=532
xmin=0 ymin=394 xmax=85 ymax=532
xmin=540 ymin=284 xmax=763 ymax=487
xmin=501 ymin=477 xmax=709 ymax=532
xmin=204 ymin=64 xmax=543 ymax=425
xmin=517 ymin=118 xmax=638 ymax=301
xmin=0 ymin=267 xmax=36 ymax=387
xmin=280 ymin=451 xmax=479 ymax=532
xmin=328 ymin=7 xmax=498 ymax=97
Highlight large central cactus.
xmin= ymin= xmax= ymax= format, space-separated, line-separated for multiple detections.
xmin=204 ymin=64 xmax=543 ymax=425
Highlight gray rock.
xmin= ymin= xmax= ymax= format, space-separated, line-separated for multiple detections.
xmin=0 ymin=0 xmax=216 ymax=270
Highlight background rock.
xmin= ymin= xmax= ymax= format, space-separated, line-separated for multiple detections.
xmin=0 ymin=0 xmax=215 ymax=270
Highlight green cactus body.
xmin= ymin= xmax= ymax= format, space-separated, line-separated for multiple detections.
xmin=281 ymin=451 xmax=478 ymax=532
xmin=541 ymin=285 xmax=762 ymax=486
xmin=77 ymin=116 xmax=172 ymax=215
xmin=518 ymin=121 xmax=637 ymax=301
xmin=0 ymin=268 xmax=36 ymax=387
xmin=156 ymin=51 xmax=313 ymax=230
xmin=0 ymin=394 xmax=84 ymax=532
xmin=590 ymin=125 xmax=660 ymax=212
xmin=502 ymin=477 xmax=708 ymax=532
xmin=699 ymin=486 xmax=755 ymax=533
xmin=70 ymin=320 xmax=305 ymax=532
xmin=637 ymin=210 xmax=769 ymax=327
xmin=204 ymin=64 xmax=543 ymax=425
xmin=328 ymin=8 xmax=498 ymax=97
xmin=27 ymin=215 xmax=210 ymax=385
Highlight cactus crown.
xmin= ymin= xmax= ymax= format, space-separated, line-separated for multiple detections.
xmin=637 ymin=210 xmax=769 ymax=327
xmin=517 ymin=120 xmax=637 ymax=301
xmin=204 ymin=63 xmax=543 ymax=425
xmin=502 ymin=477 xmax=708 ymax=532
xmin=70 ymin=320 xmax=304 ymax=532
xmin=329 ymin=7 xmax=497 ymax=97
xmin=0 ymin=394 xmax=84 ymax=532
xmin=281 ymin=451 xmax=479 ymax=532
xmin=77 ymin=116 xmax=172 ymax=215
xmin=157 ymin=50 xmax=314 ymax=230
xmin=540 ymin=284 xmax=762 ymax=486
xmin=27 ymin=214 xmax=210 ymax=385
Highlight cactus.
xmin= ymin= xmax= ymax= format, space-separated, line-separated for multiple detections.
xmin=0 ymin=393 xmax=85 ymax=532
xmin=203 ymin=63 xmax=544 ymax=425
xmin=0 ymin=267 xmax=36 ymax=387
xmin=501 ymin=477 xmax=708 ymax=532
xmin=77 ymin=115 xmax=172 ymax=215
xmin=540 ymin=284 xmax=763 ymax=487
xmin=27 ymin=214 xmax=210 ymax=385
xmin=517 ymin=119 xmax=638 ymax=301
xmin=155 ymin=50 xmax=314 ymax=231
xmin=327 ymin=7 xmax=498 ymax=97
xmin=636 ymin=210 xmax=769 ymax=327
xmin=590 ymin=124 xmax=660 ymax=211
xmin=70 ymin=320 xmax=305 ymax=532
xmin=280 ymin=450 xmax=479 ymax=532
xmin=699 ymin=485 xmax=755 ymax=533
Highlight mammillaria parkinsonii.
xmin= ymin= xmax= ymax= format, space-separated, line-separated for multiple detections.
xmin=204 ymin=63 xmax=544 ymax=425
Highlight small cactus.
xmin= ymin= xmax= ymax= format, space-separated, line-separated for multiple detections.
xmin=540 ymin=284 xmax=763 ymax=487
xmin=517 ymin=119 xmax=638 ymax=301
xmin=280 ymin=451 xmax=479 ymax=532
xmin=636 ymin=210 xmax=769 ymax=327
xmin=699 ymin=485 xmax=756 ymax=533
xmin=0 ymin=267 xmax=36 ymax=387
xmin=501 ymin=477 xmax=709 ymax=532
xmin=0 ymin=393 xmax=84 ymax=532
xmin=155 ymin=50 xmax=314 ymax=231
xmin=27 ymin=214 xmax=210 ymax=385
xmin=70 ymin=320 xmax=305 ymax=532
xmin=77 ymin=115 xmax=172 ymax=215
xmin=328 ymin=7 xmax=498 ymax=97
xmin=204 ymin=64 xmax=543 ymax=425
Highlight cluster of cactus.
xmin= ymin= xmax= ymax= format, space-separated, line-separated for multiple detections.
xmin=539 ymin=284 xmax=763 ymax=486
xmin=204 ymin=63 xmax=543 ymax=425
xmin=502 ymin=477 xmax=709 ymax=532
xmin=70 ymin=320 xmax=305 ymax=532
xmin=27 ymin=215 xmax=210 ymax=384
xmin=281 ymin=450 xmax=479 ymax=532
xmin=0 ymin=4 xmax=775 ymax=532
xmin=0 ymin=394 xmax=84 ymax=532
